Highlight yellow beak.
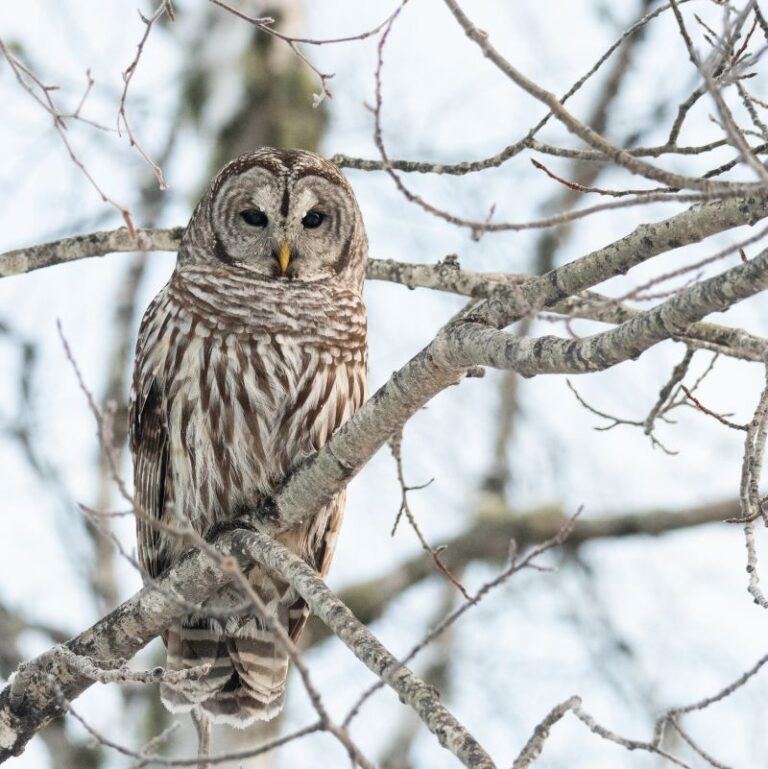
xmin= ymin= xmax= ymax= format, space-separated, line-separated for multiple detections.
xmin=279 ymin=240 xmax=291 ymax=274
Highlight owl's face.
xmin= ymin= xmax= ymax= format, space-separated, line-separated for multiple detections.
xmin=179 ymin=149 xmax=367 ymax=289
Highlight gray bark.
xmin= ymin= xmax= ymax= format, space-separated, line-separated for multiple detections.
xmin=0 ymin=532 xmax=493 ymax=769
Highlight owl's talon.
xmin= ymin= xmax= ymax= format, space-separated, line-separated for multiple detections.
xmin=254 ymin=496 xmax=280 ymax=523
xmin=205 ymin=519 xmax=254 ymax=542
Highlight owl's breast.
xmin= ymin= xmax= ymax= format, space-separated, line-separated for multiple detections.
xmin=155 ymin=288 xmax=366 ymax=533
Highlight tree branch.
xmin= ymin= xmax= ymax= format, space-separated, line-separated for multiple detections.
xmin=0 ymin=227 xmax=184 ymax=278
xmin=446 ymin=243 xmax=768 ymax=376
xmin=0 ymin=531 xmax=493 ymax=768
xmin=473 ymin=194 xmax=768 ymax=329
xmin=440 ymin=0 xmax=763 ymax=195
xmin=251 ymin=532 xmax=495 ymax=769
xmin=0 ymin=532 xmax=232 ymax=761
xmin=1 ymin=196 xmax=766 ymax=289
xmin=368 ymin=258 xmax=768 ymax=363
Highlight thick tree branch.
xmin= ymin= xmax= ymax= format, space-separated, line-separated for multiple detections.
xmin=0 ymin=531 xmax=492 ymax=769
xmin=473 ymin=194 xmax=768 ymax=329
xmin=265 ymin=247 xmax=767 ymax=534
xmin=0 ymin=533 xmax=232 ymax=761
xmin=265 ymin=243 xmax=766 ymax=528
xmin=368 ymin=259 xmax=768 ymax=363
xmin=446 ymin=243 xmax=768 ymax=376
xmin=552 ymin=293 xmax=768 ymax=363
xmin=1 ymin=197 xmax=766 ymax=290
xmin=251 ymin=532 xmax=495 ymax=769
xmin=0 ymin=227 xmax=184 ymax=278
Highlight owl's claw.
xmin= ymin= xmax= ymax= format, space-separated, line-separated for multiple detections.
xmin=209 ymin=497 xmax=280 ymax=543
xmin=205 ymin=519 xmax=256 ymax=543
xmin=237 ymin=496 xmax=280 ymax=527
xmin=253 ymin=495 xmax=280 ymax=523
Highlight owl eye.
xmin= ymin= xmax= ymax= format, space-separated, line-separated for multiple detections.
xmin=240 ymin=209 xmax=268 ymax=227
xmin=301 ymin=210 xmax=325 ymax=229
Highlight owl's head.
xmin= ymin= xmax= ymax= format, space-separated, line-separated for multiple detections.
xmin=178 ymin=148 xmax=368 ymax=289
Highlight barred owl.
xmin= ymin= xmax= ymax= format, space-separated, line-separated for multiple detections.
xmin=129 ymin=148 xmax=368 ymax=726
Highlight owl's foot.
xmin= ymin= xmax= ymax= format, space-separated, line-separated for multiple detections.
xmin=251 ymin=495 xmax=280 ymax=523
xmin=205 ymin=498 xmax=282 ymax=543
xmin=233 ymin=496 xmax=280 ymax=523
xmin=204 ymin=518 xmax=256 ymax=543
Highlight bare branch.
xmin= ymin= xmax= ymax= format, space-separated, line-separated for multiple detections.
xmin=0 ymin=227 xmax=183 ymax=279
xmin=511 ymin=697 xmax=581 ymax=769
xmin=739 ymin=365 xmax=768 ymax=606
xmin=333 ymin=0 xmax=704 ymax=178
xmin=0 ymin=40 xmax=137 ymax=234
xmin=441 ymin=0 xmax=765 ymax=195
xmin=0 ymin=531 xmax=493 ymax=768
xmin=116 ymin=2 xmax=174 ymax=188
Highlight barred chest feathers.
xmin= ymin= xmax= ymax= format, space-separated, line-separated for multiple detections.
xmin=136 ymin=265 xmax=367 ymax=548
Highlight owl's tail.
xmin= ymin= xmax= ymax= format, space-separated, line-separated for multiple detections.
xmin=161 ymin=611 xmax=293 ymax=726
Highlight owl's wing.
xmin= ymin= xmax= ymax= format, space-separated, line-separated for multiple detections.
xmin=130 ymin=377 xmax=171 ymax=580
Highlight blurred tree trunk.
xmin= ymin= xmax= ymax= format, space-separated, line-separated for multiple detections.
xmin=210 ymin=1 xmax=327 ymax=170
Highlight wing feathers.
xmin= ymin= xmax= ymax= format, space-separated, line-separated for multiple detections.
xmin=132 ymin=378 xmax=171 ymax=579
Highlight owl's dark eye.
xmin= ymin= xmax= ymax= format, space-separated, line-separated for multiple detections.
xmin=301 ymin=210 xmax=325 ymax=229
xmin=240 ymin=209 xmax=268 ymax=227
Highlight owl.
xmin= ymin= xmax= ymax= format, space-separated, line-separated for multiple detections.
xmin=129 ymin=148 xmax=368 ymax=726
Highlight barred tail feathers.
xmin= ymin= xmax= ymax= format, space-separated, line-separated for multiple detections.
xmin=222 ymin=616 xmax=290 ymax=724
xmin=161 ymin=615 xmax=290 ymax=727
xmin=160 ymin=498 xmax=346 ymax=726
